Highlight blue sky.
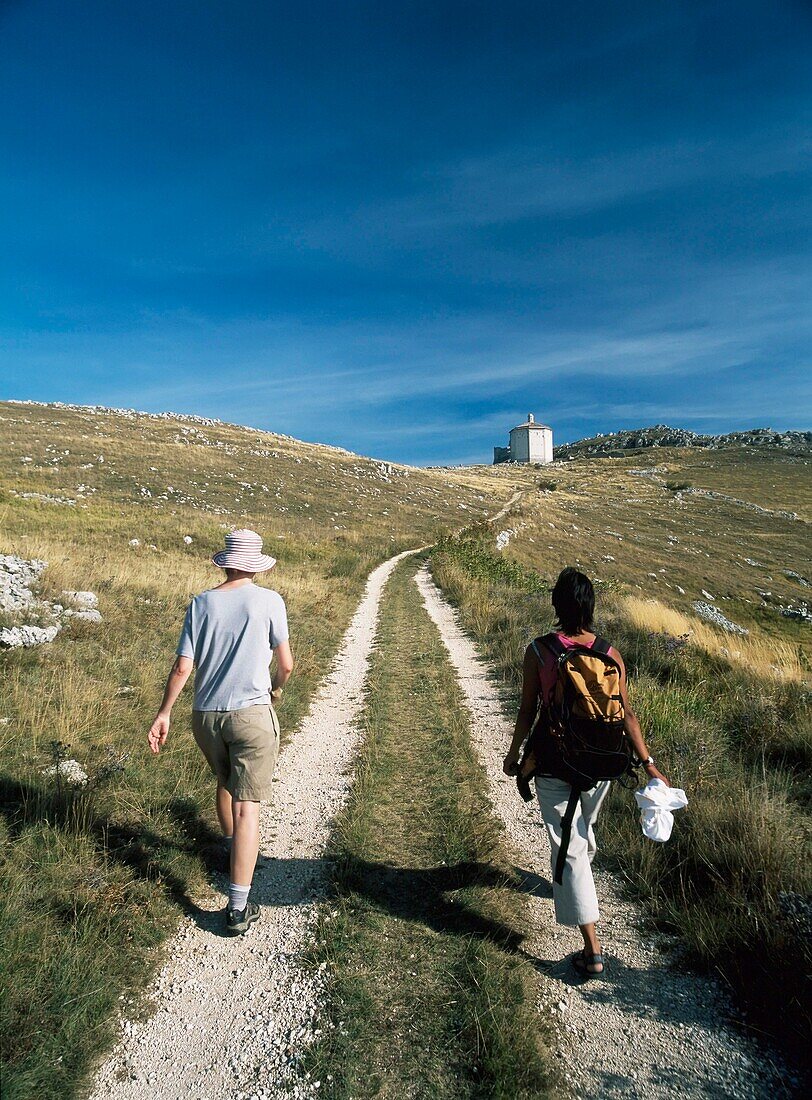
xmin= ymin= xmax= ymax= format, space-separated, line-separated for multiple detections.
xmin=0 ymin=1 xmax=810 ymax=465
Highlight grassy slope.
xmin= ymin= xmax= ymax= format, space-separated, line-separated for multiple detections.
xmin=308 ymin=556 xmax=553 ymax=1100
xmin=496 ymin=447 xmax=811 ymax=650
xmin=440 ymin=446 xmax=811 ymax=1066
xmin=0 ymin=402 xmax=514 ymax=1099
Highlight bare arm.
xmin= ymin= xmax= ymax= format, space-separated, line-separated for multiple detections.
xmin=148 ymin=655 xmax=193 ymax=754
xmin=615 ymin=650 xmax=669 ymax=785
xmin=272 ymin=640 xmax=294 ymax=692
xmin=503 ymin=646 xmax=540 ymax=775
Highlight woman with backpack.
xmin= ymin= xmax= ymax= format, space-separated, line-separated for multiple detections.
xmin=503 ymin=567 xmax=669 ymax=976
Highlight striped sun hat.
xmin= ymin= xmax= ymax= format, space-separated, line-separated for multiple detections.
xmin=211 ymin=529 xmax=277 ymax=573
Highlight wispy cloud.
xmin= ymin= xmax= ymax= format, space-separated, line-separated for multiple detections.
xmin=1 ymin=2 xmax=809 ymax=464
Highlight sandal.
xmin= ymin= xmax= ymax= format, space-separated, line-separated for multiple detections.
xmin=572 ymin=949 xmax=604 ymax=977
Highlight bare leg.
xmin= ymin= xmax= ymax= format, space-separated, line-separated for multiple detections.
xmin=579 ymin=922 xmax=604 ymax=972
xmin=230 ymin=799 xmax=260 ymax=886
xmin=216 ymin=781 xmax=233 ymax=837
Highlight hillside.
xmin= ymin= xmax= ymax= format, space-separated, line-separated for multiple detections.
xmin=0 ymin=402 xmax=809 ymax=1097
xmin=489 ymin=444 xmax=811 ymax=650
xmin=0 ymin=400 xmax=507 ymax=548
xmin=430 ymin=441 xmax=811 ymax=1073
xmin=0 ymin=400 xmax=519 ymax=1098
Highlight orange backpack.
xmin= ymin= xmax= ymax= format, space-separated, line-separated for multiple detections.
xmin=517 ymin=633 xmax=635 ymax=884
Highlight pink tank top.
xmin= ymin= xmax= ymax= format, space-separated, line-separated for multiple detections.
xmin=537 ymin=633 xmax=597 ymax=702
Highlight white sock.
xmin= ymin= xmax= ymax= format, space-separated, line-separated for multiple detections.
xmin=228 ymin=882 xmax=250 ymax=912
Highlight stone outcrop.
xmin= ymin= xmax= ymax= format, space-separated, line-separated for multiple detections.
xmin=691 ymin=601 xmax=749 ymax=635
xmin=0 ymin=556 xmax=102 ymax=647
xmin=0 ymin=624 xmax=62 ymax=648
xmin=556 ymin=425 xmax=812 ymax=459
xmin=0 ymin=554 xmax=48 ymax=613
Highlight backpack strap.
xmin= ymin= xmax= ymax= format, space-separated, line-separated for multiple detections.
xmin=531 ymin=634 xmax=562 ymax=710
xmin=591 ymin=636 xmax=611 ymax=655
xmin=537 ymin=632 xmax=566 ymax=658
xmin=554 ymin=785 xmax=581 ymax=886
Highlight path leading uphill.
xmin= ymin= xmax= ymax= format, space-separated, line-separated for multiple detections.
xmin=90 ymin=548 xmax=421 ymax=1100
xmin=415 ymin=564 xmax=794 ymax=1100
xmin=489 ymin=487 xmax=524 ymax=524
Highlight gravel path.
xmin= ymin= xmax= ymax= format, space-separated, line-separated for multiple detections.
xmin=414 ymin=563 xmax=796 ymax=1100
xmin=489 ymin=488 xmax=524 ymax=524
xmin=89 ymin=549 xmax=420 ymax=1100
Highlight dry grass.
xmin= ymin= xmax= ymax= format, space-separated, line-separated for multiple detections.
xmin=621 ymin=595 xmax=806 ymax=681
xmin=1 ymin=402 xmax=808 ymax=1090
xmin=489 ymin=446 xmax=811 ymax=653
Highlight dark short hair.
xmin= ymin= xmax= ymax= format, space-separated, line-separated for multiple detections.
xmin=551 ymin=567 xmax=595 ymax=634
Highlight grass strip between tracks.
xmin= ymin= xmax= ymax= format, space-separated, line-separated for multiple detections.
xmin=307 ymin=555 xmax=553 ymax=1100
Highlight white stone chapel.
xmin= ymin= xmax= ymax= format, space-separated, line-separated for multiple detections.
xmin=493 ymin=413 xmax=553 ymax=464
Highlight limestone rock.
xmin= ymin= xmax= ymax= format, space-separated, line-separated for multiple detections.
xmin=0 ymin=624 xmax=62 ymax=648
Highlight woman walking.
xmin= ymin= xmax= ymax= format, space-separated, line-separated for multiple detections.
xmin=503 ymin=567 xmax=668 ymax=975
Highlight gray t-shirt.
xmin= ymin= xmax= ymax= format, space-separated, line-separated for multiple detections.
xmin=176 ymin=583 xmax=289 ymax=712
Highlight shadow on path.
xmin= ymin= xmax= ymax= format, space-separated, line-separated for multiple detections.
xmin=3 ymin=772 xmax=782 ymax=1087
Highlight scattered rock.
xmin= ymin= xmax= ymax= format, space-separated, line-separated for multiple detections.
xmin=64 ymin=608 xmax=103 ymax=624
xmin=779 ymin=602 xmax=811 ymax=623
xmin=691 ymin=602 xmax=749 ymax=635
xmin=62 ymin=590 xmax=98 ymax=609
xmin=0 ymin=557 xmax=101 ymax=645
xmin=11 ymin=491 xmax=77 ymax=506
xmin=0 ymin=624 xmax=62 ymax=648
xmin=0 ymin=555 xmax=47 ymax=612
xmin=557 ymin=424 xmax=812 ymax=458
xmin=43 ymin=758 xmax=88 ymax=786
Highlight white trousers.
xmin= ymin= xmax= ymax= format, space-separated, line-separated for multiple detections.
xmin=534 ymin=776 xmax=611 ymax=927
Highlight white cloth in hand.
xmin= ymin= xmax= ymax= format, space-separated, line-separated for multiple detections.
xmin=634 ymin=778 xmax=688 ymax=842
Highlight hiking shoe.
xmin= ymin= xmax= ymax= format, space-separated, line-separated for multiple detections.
xmin=226 ymin=901 xmax=261 ymax=935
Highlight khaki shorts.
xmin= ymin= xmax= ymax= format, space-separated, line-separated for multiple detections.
xmin=192 ymin=704 xmax=280 ymax=801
